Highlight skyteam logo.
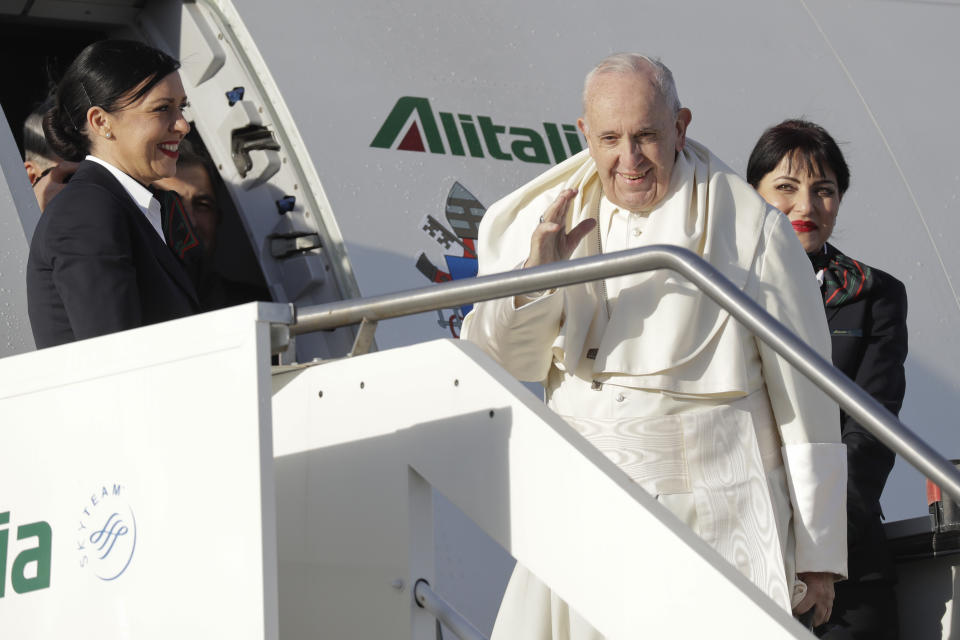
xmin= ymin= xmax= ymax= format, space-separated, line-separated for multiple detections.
xmin=371 ymin=96 xmax=584 ymax=164
xmin=77 ymin=484 xmax=137 ymax=581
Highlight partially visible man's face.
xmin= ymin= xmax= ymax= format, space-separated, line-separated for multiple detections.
xmin=24 ymin=153 xmax=59 ymax=188
xmin=154 ymin=163 xmax=219 ymax=254
xmin=577 ymin=69 xmax=691 ymax=212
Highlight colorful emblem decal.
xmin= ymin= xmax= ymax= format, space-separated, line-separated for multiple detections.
xmin=416 ymin=182 xmax=486 ymax=338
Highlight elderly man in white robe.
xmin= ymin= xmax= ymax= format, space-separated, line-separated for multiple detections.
xmin=461 ymin=53 xmax=847 ymax=637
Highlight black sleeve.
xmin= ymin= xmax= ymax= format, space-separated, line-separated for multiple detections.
xmin=45 ymin=184 xmax=143 ymax=339
xmin=844 ymin=276 xmax=908 ymax=538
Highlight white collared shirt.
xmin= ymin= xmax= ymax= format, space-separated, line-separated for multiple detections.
xmin=598 ymin=196 xmax=650 ymax=315
xmin=85 ymin=155 xmax=166 ymax=245
xmin=814 ymin=245 xmax=827 ymax=286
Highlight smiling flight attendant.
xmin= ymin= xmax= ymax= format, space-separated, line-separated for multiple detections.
xmin=748 ymin=119 xmax=908 ymax=639
xmin=27 ymin=39 xmax=200 ymax=348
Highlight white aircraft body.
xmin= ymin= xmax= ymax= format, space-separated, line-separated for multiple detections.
xmin=1 ymin=0 xmax=959 ymax=637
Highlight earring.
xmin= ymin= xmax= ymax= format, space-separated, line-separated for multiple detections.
xmin=105 ymin=131 xmax=112 ymax=139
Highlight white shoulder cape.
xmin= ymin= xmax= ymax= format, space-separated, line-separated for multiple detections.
xmin=472 ymin=139 xmax=771 ymax=391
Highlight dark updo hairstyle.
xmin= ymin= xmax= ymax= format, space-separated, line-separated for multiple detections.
xmin=746 ymin=119 xmax=850 ymax=198
xmin=23 ymin=96 xmax=57 ymax=165
xmin=43 ymin=39 xmax=180 ymax=162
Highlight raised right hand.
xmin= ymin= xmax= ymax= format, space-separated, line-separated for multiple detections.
xmin=524 ymin=188 xmax=597 ymax=268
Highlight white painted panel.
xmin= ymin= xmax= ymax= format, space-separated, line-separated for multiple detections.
xmin=0 ymin=304 xmax=281 ymax=640
xmin=271 ymin=339 xmax=810 ymax=639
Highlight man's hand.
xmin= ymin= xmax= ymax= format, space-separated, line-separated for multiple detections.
xmin=33 ymin=161 xmax=80 ymax=211
xmin=794 ymin=571 xmax=835 ymax=628
xmin=524 ymin=188 xmax=597 ymax=268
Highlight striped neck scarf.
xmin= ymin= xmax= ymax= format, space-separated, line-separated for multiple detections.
xmin=808 ymin=244 xmax=873 ymax=307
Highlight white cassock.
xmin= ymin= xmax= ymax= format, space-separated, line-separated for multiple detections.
xmin=461 ymin=140 xmax=847 ymax=638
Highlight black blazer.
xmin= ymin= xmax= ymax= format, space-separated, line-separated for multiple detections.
xmin=824 ymin=243 xmax=908 ymax=582
xmin=26 ymin=160 xmax=200 ymax=349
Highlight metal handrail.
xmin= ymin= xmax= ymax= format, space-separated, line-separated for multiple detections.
xmin=414 ymin=579 xmax=488 ymax=640
xmin=292 ymin=245 xmax=960 ymax=503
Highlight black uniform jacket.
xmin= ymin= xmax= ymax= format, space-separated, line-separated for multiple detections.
xmin=26 ymin=160 xmax=200 ymax=349
xmin=825 ymin=243 xmax=908 ymax=582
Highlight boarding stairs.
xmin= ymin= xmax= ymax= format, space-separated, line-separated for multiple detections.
xmin=1 ymin=248 xmax=955 ymax=639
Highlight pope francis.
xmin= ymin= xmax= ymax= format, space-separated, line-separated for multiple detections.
xmin=461 ymin=53 xmax=847 ymax=637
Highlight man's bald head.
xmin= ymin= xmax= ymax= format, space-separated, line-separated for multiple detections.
xmin=23 ymin=97 xmax=62 ymax=187
xmin=581 ymin=53 xmax=681 ymax=129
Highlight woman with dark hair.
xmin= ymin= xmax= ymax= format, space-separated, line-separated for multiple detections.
xmin=27 ymin=39 xmax=200 ymax=348
xmin=748 ymin=119 xmax=907 ymax=639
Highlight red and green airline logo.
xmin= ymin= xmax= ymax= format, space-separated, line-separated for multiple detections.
xmin=371 ymin=96 xmax=583 ymax=164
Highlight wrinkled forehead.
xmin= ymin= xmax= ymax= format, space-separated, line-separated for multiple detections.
xmin=583 ymin=71 xmax=672 ymax=127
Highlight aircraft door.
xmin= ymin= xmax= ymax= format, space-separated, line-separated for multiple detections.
xmin=0 ymin=103 xmax=40 ymax=358
xmin=138 ymin=0 xmax=361 ymax=362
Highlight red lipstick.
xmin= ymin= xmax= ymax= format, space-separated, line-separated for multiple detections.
xmin=792 ymin=220 xmax=818 ymax=233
